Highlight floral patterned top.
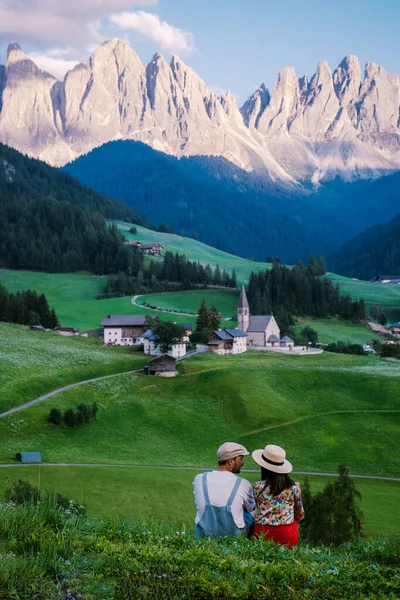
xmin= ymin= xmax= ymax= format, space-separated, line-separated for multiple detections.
xmin=253 ymin=481 xmax=305 ymax=526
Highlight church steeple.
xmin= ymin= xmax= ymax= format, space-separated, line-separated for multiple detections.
xmin=237 ymin=285 xmax=249 ymax=332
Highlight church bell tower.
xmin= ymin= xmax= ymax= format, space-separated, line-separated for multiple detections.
xmin=237 ymin=285 xmax=249 ymax=332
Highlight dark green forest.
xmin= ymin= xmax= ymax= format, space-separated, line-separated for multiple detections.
xmin=247 ymin=259 xmax=366 ymax=333
xmin=101 ymin=250 xmax=237 ymax=297
xmin=0 ymin=144 xmax=154 ymax=273
xmin=329 ymin=212 xmax=400 ymax=279
xmin=0 ymin=284 xmax=59 ymax=327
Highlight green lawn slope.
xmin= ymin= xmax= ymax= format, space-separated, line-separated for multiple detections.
xmin=1 ymin=350 xmax=398 ymax=477
xmin=0 ymin=323 xmax=147 ymax=413
xmin=114 ymin=221 xmax=270 ymax=284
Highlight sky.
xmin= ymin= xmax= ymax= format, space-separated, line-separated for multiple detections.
xmin=0 ymin=0 xmax=399 ymax=104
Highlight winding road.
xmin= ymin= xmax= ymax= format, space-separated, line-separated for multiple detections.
xmin=131 ymin=294 xmax=232 ymax=320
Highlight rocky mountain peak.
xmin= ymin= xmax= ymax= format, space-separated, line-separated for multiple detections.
xmin=332 ymin=55 xmax=361 ymax=125
xmin=0 ymin=42 xmax=399 ymax=183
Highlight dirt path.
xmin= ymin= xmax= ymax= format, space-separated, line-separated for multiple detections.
xmin=240 ymin=409 xmax=400 ymax=437
xmin=0 ymin=370 xmax=142 ymax=419
xmin=131 ymin=294 xmax=232 ymax=320
xmin=0 ymin=462 xmax=398 ymax=481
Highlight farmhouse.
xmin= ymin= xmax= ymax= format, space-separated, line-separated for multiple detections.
xmin=208 ymin=328 xmax=247 ymax=355
xmin=124 ymin=241 xmax=163 ymax=256
xmin=145 ymin=354 xmax=178 ymax=377
xmin=142 ymin=329 xmax=187 ymax=358
xmin=237 ymin=286 xmax=281 ymax=347
xmin=390 ymin=322 xmax=400 ymax=337
xmin=101 ymin=314 xmax=154 ymax=346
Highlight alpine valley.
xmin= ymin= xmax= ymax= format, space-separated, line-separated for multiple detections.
xmin=1 ymin=38 xmax=400 ymax=266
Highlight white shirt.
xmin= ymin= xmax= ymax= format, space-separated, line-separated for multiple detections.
xmin=193 ymin=470 xmax=255 ymax=529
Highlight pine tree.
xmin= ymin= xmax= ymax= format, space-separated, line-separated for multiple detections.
xmin=209 ymin=305 xmax=220 ymax=331
xmin=195 ymin=300 xmax=209 ymax=333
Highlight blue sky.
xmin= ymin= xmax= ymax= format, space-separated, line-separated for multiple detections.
xmin=0 ymin=0 xmax=399 ymax=103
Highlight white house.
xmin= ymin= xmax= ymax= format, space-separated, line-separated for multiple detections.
xmin=237 ymin=286 xmax=282 ymax=347
xmin=207 ymin=328 xmax=247 ymax=355
xmin=142 ymin=329 xmax=187 ymax=358
xmin=101 ymin=314 xmax=151 ymax=346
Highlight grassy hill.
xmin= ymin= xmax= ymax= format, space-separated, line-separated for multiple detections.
xmin=114 ymin=221 xmax=270 ymax=284
xmin=0 ymin=322 xmax=147 ymax=413
xmin=0 ymin=323 xmax=399 ymax=539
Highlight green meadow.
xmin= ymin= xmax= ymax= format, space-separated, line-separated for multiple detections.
xmin=1 ymin=350 xmax=399 ymax=477
xmin=138 ymin=289 xmax=239 ymax=318
xmin=0 ymin=325 xmax=399 ymax=537
xmin=0 ymin=270 xmax=198 ymax=331
xmin=292 ymin=317 xmax=381 ymax=345
xmin=114 ymin=221 xmax=270 ymax=283
xmin=0 ymin=466 xmax=397 ymax=538
xmin=0 ymin=322 xmax=147 ymax=413
xmin=327 ymin=273 xmax=400 ymax=323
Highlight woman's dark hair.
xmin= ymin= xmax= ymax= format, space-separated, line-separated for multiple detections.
xmin=261 ymin=467 xmax=295 ymax=496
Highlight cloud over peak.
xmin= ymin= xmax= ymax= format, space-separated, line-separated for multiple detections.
xmin=110 ymin=11 xmax=195 ymax=54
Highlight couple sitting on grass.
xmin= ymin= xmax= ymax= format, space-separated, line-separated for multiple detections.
xmin=193 ymin=442 xmax=304 ymax=547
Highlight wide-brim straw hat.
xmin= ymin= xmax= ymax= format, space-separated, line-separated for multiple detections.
xmin=252 ymin=444 xmax=292 ymax=474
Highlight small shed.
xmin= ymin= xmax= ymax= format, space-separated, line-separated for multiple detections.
xmin=15 ymin=452 xmax=42 ymax=463
xmin=146 ymin=354 xmax=177 ymax=377
xmin=280 ymin=336 xmax=294 ymax=348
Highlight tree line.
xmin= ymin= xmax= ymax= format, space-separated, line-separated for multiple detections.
xmin=247 ymin=258 xmax=365 ymax=333
xmin=0 ymin=284 xmax=59 ymax=328
xmin=100 ymin=250 xmax=237 ymax=297
xmin=0 ymin=142 xmax=153 ymax=274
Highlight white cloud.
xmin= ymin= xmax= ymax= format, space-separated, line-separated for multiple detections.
xmin=28 ymin=53 xmax=80 ymax=80
xmin=0 ymin=1 xmax=158 ymax=50
xmin=110 ymin=11 xmax=195 ymax=54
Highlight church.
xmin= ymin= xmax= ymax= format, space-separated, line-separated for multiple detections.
xmin=237 ymin=286 xmax=283 ymax=348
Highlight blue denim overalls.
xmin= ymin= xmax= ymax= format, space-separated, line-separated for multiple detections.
xmin=196 ymin=472 xmax=249 ymax=537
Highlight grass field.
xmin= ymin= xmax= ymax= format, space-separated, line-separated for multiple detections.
xmin=0 ymin=322 xmax=148 ymax=413
xmin=0 ymin=466 xmax=397 ymax=537
xmin=138 ymin=289 xmax=239 ymax=318
xmin=1 ymin=350 xmax=398 ymax=476
xmin=0 ymin=270 xmax=198 ymax=331
xmin=114 ymin=221 xmax=270 ymax=284
xmin=292 ymin=317 xmax=382 ymax=345
xmin=327 ymin=273 xmax=400 ymax=323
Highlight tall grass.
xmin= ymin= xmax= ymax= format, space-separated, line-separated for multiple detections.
xmin=0 ymin=500 xmax=398 ymax=599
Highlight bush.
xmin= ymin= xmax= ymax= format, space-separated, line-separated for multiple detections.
xmin=48 ymin=407 xmax=62 ymax=425
xmin=4 ymin=479 xmax=41 ymax=505
xmin=3 ymin=479 xmax=86 ymax=515
xmin=326 ymin=341 xmax=366 ymax=355
xmin=49 ymin=403 xmax=99 ymax=427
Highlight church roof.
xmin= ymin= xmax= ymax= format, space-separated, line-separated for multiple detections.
xmin=247 ymin=315 xmax=273 ymax=332
xmin=237 ymin=286 xmax=249 ymax=309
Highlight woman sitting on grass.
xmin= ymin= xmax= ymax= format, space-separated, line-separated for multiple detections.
xmin=251 ymin=444 xmax=304 ymax=547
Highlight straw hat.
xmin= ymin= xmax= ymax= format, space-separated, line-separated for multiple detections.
xmin=252 ymin=444 xmax=292 ymax=474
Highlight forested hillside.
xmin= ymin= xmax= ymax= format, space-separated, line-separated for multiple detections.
xmin=64 ymin=141 xmax=332 ymax=263
xmin=329 ymin=212 xmax=400 ymax=279
xmin=0 ymin=144 xmax=152 ymax=273
xmin=64 ymin=140 xmax=400 ymax=263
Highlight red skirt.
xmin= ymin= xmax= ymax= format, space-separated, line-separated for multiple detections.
xmin=253 ymin=520 xmax=299 ymax=547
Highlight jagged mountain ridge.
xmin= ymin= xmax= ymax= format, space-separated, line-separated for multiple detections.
xmin=0 ymin=40 xmax=399 ymax=183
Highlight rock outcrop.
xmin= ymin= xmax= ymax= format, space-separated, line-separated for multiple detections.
xmin=0 ymin=40 xmax=399 ymax=183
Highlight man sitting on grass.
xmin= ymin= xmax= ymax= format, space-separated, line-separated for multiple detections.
xmin=193 ymin=442 xmax=255 ymax=537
